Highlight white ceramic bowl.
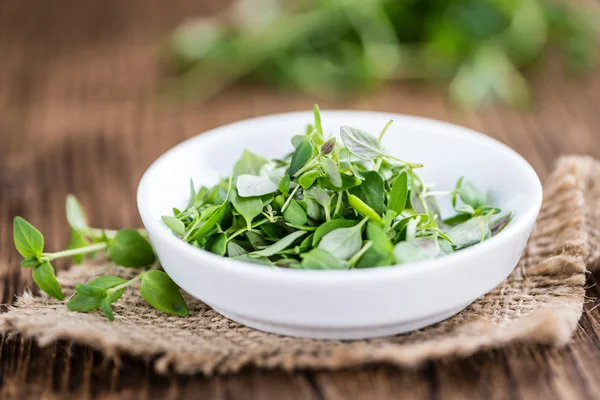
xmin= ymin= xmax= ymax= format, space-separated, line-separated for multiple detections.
xmin=137 ymin=111 xmax=542 ymax=339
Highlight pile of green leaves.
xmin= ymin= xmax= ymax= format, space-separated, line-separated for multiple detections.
xmin=13 ymin=196 xmax=189 ymax=321
xmin=163 ymin=105 xmax=511 ymax=269
xmin=167 ymin=0 xmax=598 ymax=108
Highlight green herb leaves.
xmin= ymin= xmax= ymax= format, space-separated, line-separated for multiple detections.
xmin=140 ymin=270 xmax=189 ymax=317
xmin=233 ymin=149 xmax=268 ymax=177
xmin=162 ymin=215 xmax=185 ymax=236
xmin=388 ymin=171 xmax=408 ymax=215
xmin=66 ymin=194 xmax=89 ymax=232
xmin=68 ymin=276 xmax=127 ymax=312
xmin=349 ymin=171 xmax=385 ymax=215
xmin=32 ymin=262 xmax=64 ymax=300
xmin=318 ymin=217 xmax=368 ymax=260
xmin=13 ymin=217 xmax=44 ymax=258
xmin=340 ymin=126 xmax=385 ymax=160
xmin=156 ymin=106 xmax=510 ymax=270
xmin=13 ymin=195 xmax=191 ymax=322
xmin=231 ymin=189 xmax=263 ymax=230
xmin=109 ymin=229 xmax=156 ymax=268
xmin=289 ymin=139 xmax=313 ymax=176
xmin=237 ymin=174 xmax=278 ymax=197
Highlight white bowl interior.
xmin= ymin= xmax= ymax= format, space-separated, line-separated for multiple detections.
xmin=141 ymin=111 xmax=539 ymax=230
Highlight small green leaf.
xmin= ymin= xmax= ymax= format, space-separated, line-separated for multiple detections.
xmin=66 ymin=194 xmax=89 ymax=232
xmin=366 ymin=223 xmax=393 ymax=254
xmin=318 ymin=218 xmax=367 ymax=260
xmin=32 ymin=262 xmax=64 ymax=300
xmin=230 ymin=189 xmax=263 ymax=230
xmin=445 ymin=217 xmax=491 ymax=249
xmin=355 ymin=245 xmax=394 ymax=268
xmin=20 ymin=256 xmax=40 ymax=268
xmin=101 ymin=296 xmax=114 ymax=321
xmin=302 ymin=197 xmax=324 ymax=220
xmin=251 ymin=230 xmax=307 ymax=257
xmin=283 ymin=200 xmax=307 ymax=226
xmin=192 ymin=202 xmax=229 ymax=240
xmin=13 ymin=216 xmax=44 ymax=258
xmin=273 ymin=194 xmax=285 ymax=211
xmin=74 ymin=283 xmax=107 ymax=297
xmin=322 ymin=174 xmax=361 ymax=191
xmin=321 ymin=158 xmax=342 ymax=188
xmin=299 ymin=233 xmax=314 ymax=252
xmin=205 ymin=233 xmax=227 ymax=256
xmin=259 ymin=223 xmax=285 ymax=239
xmin=443 ymin=213 xmax=472 ymax=227
xmin=347 ymin=194 xmax=384 ymax=226
xmin=412 ymin=236 xmax=442 ymax=258
xmin=459 ymin=181 xmax=487 ymax=209
xmin=300 ymin=248 xmax=347 ymax=270
xmin=140 ymin=270 xmax=189 ymax=317
xmin=67 ymin=276 xmax=127 ymax=312
xmin=288 ymin=139 xmax=313 ymax=176
xmin=233 ymin=149 xmax=268 ymax=177
xmin=394 ymin=242 xmax=435 ymax=264
xmin=298 ymin=170 xmax=320 ymax=189
xmin=237 ymin=174 xmax=278 ymax=197
xmin=340 ymin=126 xmax=385 ymax=160
xmin=109 ymin=229 xmax=156 ymax=268
xmin=278 ymin=175 xmax=290 ymax=195
xmin=312 ymin=219 xmax=359 ymax=246
xmin=291 ymin=134 xmax=306 ymax=148
xmin=313 ymin=185 xmax=332 ymax=219
xmin=186 ymin=179 xmax=197 ymax=209
xmin=313 ymin=104 xmax=323 ymax=135
xmin=349 ymin=171 xmax=385 ymax=215
xmin=388 ymin=172 xmax=408 ymax=215
xmin=226 ymin=241 xmax=248 ymax=257
xmin=162 ymin=215 xmax=185 ymax=236
xmin=246 ymin=231 xmax=268 ymax=250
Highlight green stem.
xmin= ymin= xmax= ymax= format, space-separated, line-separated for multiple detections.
xmin=44 ymin=242 xmax=108 ymax=261
xmin=226 ymin=218 xmax=272 ymax=243
xmin=293 ymin=155 xmax=322 ymax=177
xmin=422 ymin=190 xmax=452 ymax=198
xmin=106 ymin=263 xmax=160 ymax=295
xmin=348 ymin=241 xmax=373 ymax=267
xmin=333 ymin=191 xmax=344 ymax=216
xmin=378 ymin=119 xmax=393 ymax=141
xmin=182 ymin=210 xmax=202 ymax=241
xmin=89 ymin=228 xmax=147 ymax=239
xmin=386 ymin=155 xmax=423 ymax=169
xmin=281 ymin=184 xmax=301 ymax=213
xmin=356 ymin=216 xmax=370 ymax=230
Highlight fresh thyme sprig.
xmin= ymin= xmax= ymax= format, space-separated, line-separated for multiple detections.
xmin=13 ymin=196 xmax=189 ymax=321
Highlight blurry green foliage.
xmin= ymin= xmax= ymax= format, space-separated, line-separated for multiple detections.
xmin=167 ymin=0 xmax=599 ymax=109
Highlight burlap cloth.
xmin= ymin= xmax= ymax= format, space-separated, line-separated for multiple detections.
xmin=1 ymin=156 xmax=600 ymax=375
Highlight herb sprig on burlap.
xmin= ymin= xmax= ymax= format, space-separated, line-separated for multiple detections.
xmin=13 ymin=196 xmax=189 ymax=321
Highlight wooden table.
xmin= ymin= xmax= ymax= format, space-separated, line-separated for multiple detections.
xmin=1 ymin=1 xmax=600 ymax=398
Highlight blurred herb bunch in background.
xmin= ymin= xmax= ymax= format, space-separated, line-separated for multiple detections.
xmin=167 ymin=0 xmax=598 ymax=109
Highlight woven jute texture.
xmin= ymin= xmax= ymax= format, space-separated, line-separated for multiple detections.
xmin=1 ymin=156 xmax=599 ymax=375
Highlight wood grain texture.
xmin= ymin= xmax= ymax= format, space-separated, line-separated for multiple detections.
xmin=1 ymin=0 xmax=600 ymax=398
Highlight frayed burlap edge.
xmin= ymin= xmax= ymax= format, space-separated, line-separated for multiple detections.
xmin=0 ymin=156 xmax=597 ymax=376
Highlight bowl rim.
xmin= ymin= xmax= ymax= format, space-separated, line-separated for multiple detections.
xmin=137 ymin=110 xmax=543 ymax=283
